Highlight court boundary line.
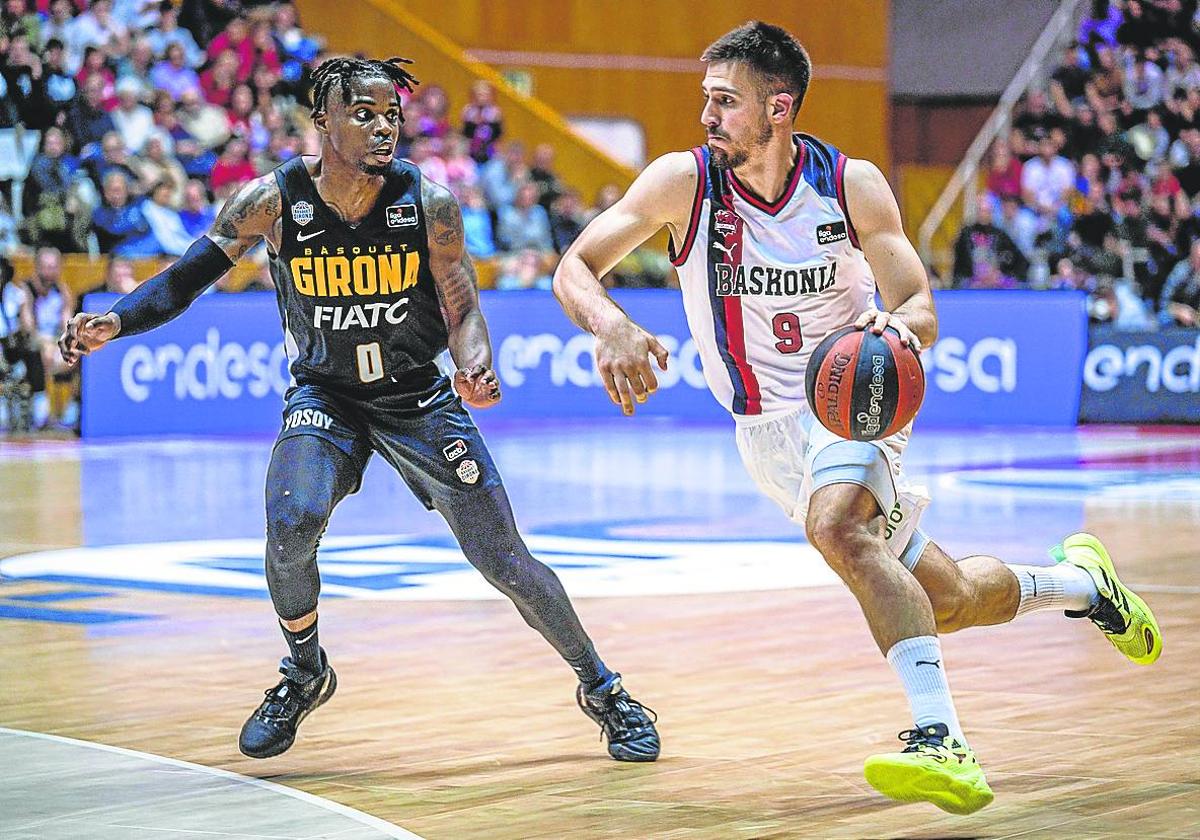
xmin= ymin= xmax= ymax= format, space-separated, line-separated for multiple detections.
xmin=0 ymin=726 xmax=425 ymax=840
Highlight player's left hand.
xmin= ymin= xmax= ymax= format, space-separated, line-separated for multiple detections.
xmin=854 ymin=308 xmax=921 ymax=351
xmin=454 ymin=363 xmax=502 ymax=409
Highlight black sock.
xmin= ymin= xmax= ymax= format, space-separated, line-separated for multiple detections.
xmin=279 ymin=617 xmax=323 ymax=675
xmin=567 ymin=642 xmax=611 ymax=687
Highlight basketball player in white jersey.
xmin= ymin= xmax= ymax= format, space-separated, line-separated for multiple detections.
xmin=552 ymin=21 xmax=1162 ymax=815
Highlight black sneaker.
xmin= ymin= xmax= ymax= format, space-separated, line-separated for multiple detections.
xmin=576 ymin=672 xmax=660 ymax=762
xmin=238 ymin=655 xmax=337 ymax=758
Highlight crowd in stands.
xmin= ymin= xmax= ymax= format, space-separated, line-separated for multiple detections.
xmin=0 ymin=0 xmax=670 ymax=430
xmin=951 ymin=0 xmax=1200 ymax=330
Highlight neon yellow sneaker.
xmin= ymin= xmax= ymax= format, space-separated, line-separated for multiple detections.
xmin=1051 ymin=532 xmax=1163 ymax=665
xmin=864 ymin=724 xmax=994 ymax=815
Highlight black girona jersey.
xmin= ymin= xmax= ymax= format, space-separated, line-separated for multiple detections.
xmin=269 ymin=155 xmax=447 ymax=393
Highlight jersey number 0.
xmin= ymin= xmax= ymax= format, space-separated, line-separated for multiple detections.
xmin=356 ymin=342 xmax=385 ymax=383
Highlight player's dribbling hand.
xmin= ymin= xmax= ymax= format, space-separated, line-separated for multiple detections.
xmin=854 ymin=308 xmax=921 ymax=351
xmin=454 ymin=363 xmax=502 ymax=409
xmin=594 ymin=318 xmax=670 ymax=416
xmin=59 ymin=312 xmax=121 ymax=366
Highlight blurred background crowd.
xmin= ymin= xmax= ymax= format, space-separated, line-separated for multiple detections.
xmin=949 ymin=0 xmax=1200 ymax=331
xmin=0 ymin=0 xmax=671 ymax=431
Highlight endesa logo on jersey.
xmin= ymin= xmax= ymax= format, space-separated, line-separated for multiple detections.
xmin=714 ymin=260 xmax=837 ymax=297
xmin=815 ymin=220 xmax=848 ymax=244
xmin=385 ymin=203 xmax=419 ymax=228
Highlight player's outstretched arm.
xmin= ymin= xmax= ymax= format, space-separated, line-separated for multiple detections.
xmin=842 ymin=158 xmax=937 ymax=350
xmin=58 ymin=175 xmax=281 ymax=365
xmin=424 ymin=179 xmax=500 ymax=409
xmin=552 ymin=152 xmax=696 ymax=415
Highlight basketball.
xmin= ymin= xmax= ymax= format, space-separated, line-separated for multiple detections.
xmin=805 ymin=325 xmax=926 ymax=441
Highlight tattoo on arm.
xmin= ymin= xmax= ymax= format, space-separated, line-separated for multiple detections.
xmin=210 ymin=178 xmax=280 ymax=260
xmin=428 ymin=186 xmax=464 ymax=247
xmin=437 ymin=254 xmax=480 ymax=325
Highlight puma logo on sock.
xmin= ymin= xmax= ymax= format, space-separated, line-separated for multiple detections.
xmin=915 ymin=659 xmax=941 ymax=668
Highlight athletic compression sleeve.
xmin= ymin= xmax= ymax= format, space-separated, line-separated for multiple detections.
xmin=109 ymin=236 xmax=236 ymax=336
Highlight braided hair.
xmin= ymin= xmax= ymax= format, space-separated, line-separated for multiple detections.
xmin=309 ymin=56 xmax=420 ymax=119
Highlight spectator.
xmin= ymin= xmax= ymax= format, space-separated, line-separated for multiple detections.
xmin=497 ymin=181 xmax=553 ymax=254
xmin=996 ymin=193 xmax=1039 ymax=260
xmin=66 ymin=73 xmax=116 ymax=150
xmin=67 ymin=0 xmax=128 ymax=59
xmin=22 ymin=126 xmax=83 ymax=251
xmin=480 ymin=140 xmax=526 ymax=208
xmin=18 ymin=246 xmax=74 ymax=427
xmin=1050 ymin=43 xmax=1090 ymax=115
xmin=178 ymin=178 xmax=215 ymax=237
xmin=111 ymin=0 xmax=160 ymax=30
xmin=407 ymin=136 xmax=448 ymax=187
xmin=247 ymin=20 xmax=281 ymax=79
xmin=952 ymin=194 xmax=1030 ymax=287
xmin=272 ymin=2 xmax=320 ymax=84
xmin=416 ymin=84 xmax=451 ymax=139
xmin=226 ymin=82 xmax=269 ymax=151
xmin=1169 ymin=126 xmax=1200 ymax=198
xmin=111 ymin=75 xmax=154 ymax=153
xmin=1021 ymin=131 xmax=1076 ymax=212
xmin=1124 ymin=51 xmax=1166 ymax=116
xmin=200 ymin=47 xmax=239 ymax=108
xmin=1160 ymin=239 xmax=1200 ymax=326
xmin=206 ymin=16 xmax=253 ymax=80
xmin=91 ymin=169 xmax=160 ymax=256
xmin=141 ymin=179 xmax=191 ymax=255
xmin=40 ymin=0 xmax=77 ymax=63
xmin=41 ymin=38 xmax=78 ymax=125
xmin=86 ymin=130 xmax=140 ymax=193
xmin=132 ymin=130 xmax=186 ymax=202
xmin=177 ymin=87 xmax=231 ymax=151
xmin=3 ymin=0 xmax=40 ymax=44
xmin=2 ymin=35 xmax=51 ymax=129
xmin=461 ymin=79 xmax=502 ymax=163
xmin=104 ymin=255 xmax=138 ymax=293
xmin=1046 ymin=255 xmax=1095 ymax=291
xmin=74 ymin=45 xmax=116 ymax=107
xmin=1013 ymin=90 xmax=1064 ymax=152
xmin=590 ymin=183 xmax=622 ymax=219
xmin=1085 ymin=44 xmax=1123 ymax=114
xmin=149 ymin=41 xmax=200 ymax=99
xmin=549 ymin=189 xmax=585 ymax=254
xmin=984 ymin=138 xmax=1022 ymax=202
xmin=145 ymin=2 xmax=203 ymax=67
xmin=209 ymin=136 xmax=256 ymax=199
xmin=459 ymin=185 xmax=496 ymax=259
xmin=529 ymin=142 xmax=562 ymax=210
xmin=441 ymin=134 xmax=479 ymax=198
xmin=495 ymin=248 xmax=552 ymax=291
xmin=117 ymin=35 xmax=155 ymax=86
xmin=1063 ymin=102 xmax=1102 ymax=160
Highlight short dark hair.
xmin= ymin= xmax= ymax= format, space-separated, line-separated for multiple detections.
xmin=701 ymin=21 xmax=811 ymax=116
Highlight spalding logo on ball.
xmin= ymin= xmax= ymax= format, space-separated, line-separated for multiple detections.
xmin=804 ymin=325 xmax=925 ymax=442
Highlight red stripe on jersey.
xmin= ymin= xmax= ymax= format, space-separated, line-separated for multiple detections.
xmin=834 ymin=154 xmax=862 ymax=250
xmin=670 ymin=147 xmax=707 ymax=266
xmin=721 ymin=293 xmax=762 ymax=415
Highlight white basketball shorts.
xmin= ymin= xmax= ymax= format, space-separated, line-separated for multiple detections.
xmin=734 ymin=407 xmax=931 ymax=570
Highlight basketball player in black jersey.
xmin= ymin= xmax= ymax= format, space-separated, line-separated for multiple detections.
xmin=58 ymin=56 xmax=659 ymax=763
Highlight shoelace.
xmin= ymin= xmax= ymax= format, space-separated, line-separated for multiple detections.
xmin=587 ymin=692 xmax=658 ymax=742
xmin=896 ymin=728 xmax=945 ymax=754
xmin=1087 ymin=598 xmax=1129 ymax=634
xmin=258 ymin=682 xmax=306 ymax=723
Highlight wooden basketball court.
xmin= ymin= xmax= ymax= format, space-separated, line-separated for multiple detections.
xmin=2 ymin=424 xmax=1197 ymax=839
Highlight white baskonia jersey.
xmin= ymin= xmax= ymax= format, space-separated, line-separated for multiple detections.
xmin=670 ymin=134 xmax=877 ymax=420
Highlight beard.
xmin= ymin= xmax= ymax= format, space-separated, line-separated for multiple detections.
xmin=706 ymin=119 xmax=773 ymax=170
xmin=357 ymin=159 xmax=392 ymax=176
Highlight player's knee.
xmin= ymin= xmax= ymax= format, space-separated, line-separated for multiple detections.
xmin=266 ymin=490 xmax=329 ymax=556
xmin=930 ymin=591 xmax=971 ymax=633
xmin=805 ymin=509 xmax=884 ymax=578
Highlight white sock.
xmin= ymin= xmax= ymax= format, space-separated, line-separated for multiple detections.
xmin=1008 ymin=564 xmax=1097 ymax=617
xmin=886 ymin=635 xmax=964 ymax=744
